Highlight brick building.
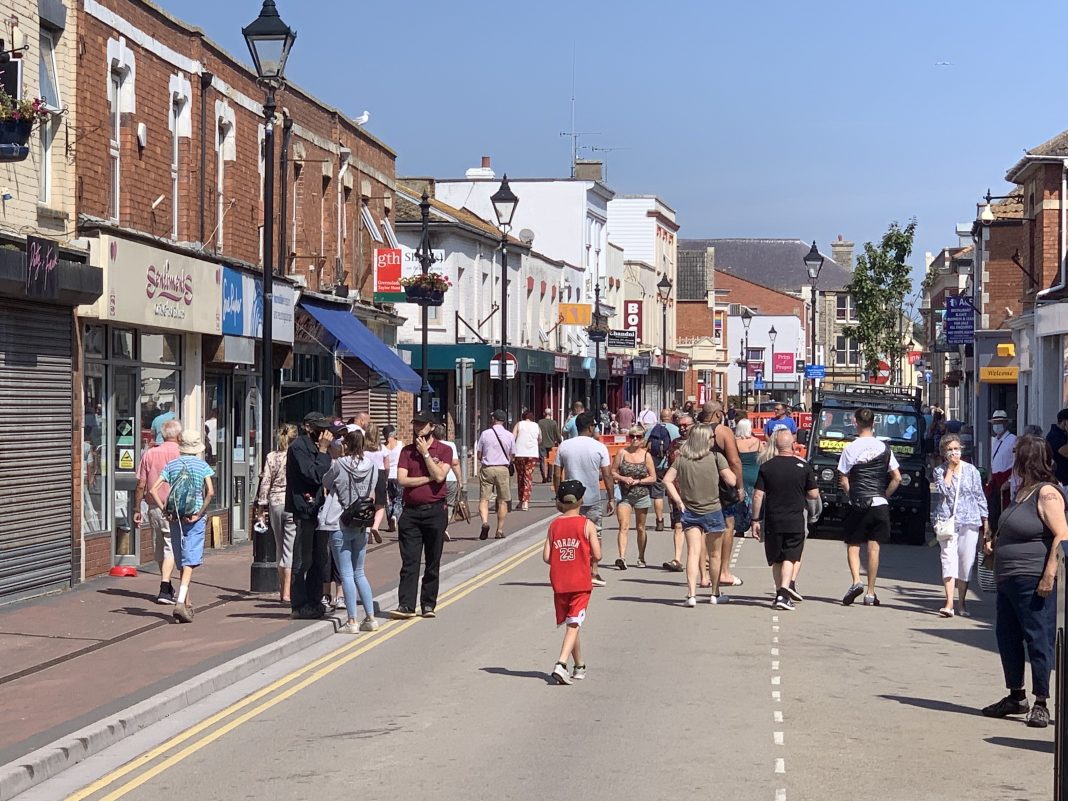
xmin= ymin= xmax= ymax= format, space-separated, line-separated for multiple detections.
xmin=71 ymin=0 xmax=415 ymax=585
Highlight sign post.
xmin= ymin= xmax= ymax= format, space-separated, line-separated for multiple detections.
xmin=489 ymin=351 xmax=518 ymax=380
xmin=455 ymin=358 xmax=474 ymax=484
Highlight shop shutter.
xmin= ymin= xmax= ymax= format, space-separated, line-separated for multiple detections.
xmin=0 ymin=301 xmax=73 ymax=601
xmin=339 ymin=358 xmax=397 ymax=431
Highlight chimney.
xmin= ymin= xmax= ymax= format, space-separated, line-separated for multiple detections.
xmin=574 ymin=159 xmax=603 ymax=182
xmin=465 ymin=155 xmax=496 ymax=180
xmin=831 ymin=234 xmax=854 ymax=270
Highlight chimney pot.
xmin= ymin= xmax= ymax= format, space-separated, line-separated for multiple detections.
xmin=481 ymin=156 xmax=491 ymax=168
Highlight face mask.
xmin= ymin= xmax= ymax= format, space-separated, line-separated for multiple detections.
xmin=992 ymin=424 xmax=1005 ymax=435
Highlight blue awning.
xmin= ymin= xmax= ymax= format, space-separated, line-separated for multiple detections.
xmin=300 ymin=298 xmax=422 ymax=394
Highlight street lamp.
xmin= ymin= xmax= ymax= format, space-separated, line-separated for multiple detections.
xmin=740 ymin=307 xmax=753 ymax=408
xmin=803 ymin=240 xmax=824 ymax=408
xmin=657 ymin=274 xmax=672 ymax=409
xmin=244 ymin=0 xmax=295 ymax=594
xmin=767 ymin=324 xmax=777 ymax=407
xmin=587 ymin=280 xmax=608 ymax=419
xmin=491 ymin=175 xmax=518 ymax=418
xmin=415 ymin=191 xmax=435 ymax=416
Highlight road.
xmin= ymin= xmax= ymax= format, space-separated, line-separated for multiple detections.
xmin=17 ymin=524 xmax=1055 ymax=801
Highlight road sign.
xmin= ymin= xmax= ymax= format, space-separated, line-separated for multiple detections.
xmin=871 ymin=359 xmax=891 ymax=385
xmin=924 ymin=369 xmax=932 ymax=384
xmin=795 ymin=359 xmax=805 ymax=374
xmin=607 ymin=329 xmax=637 ymax=350
xmin=558 ymin=303 xmax=592 ymax=326
xmin=455 ymin=357 xmax=474 ymax=389
xmin=944 ymin=295 xmax=974 ymax=345
xmin=489 ymin=351 xmax=518 ymax=380
xmin=804 ymin=364 xmax=826 ymax=379
xmin=754 ymin=371 xmax=765 ymax=390
xmin=772 ymin=352 xmax=793 ymax=374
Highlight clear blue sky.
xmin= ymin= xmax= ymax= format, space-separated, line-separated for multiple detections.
xmin=157 ymin=0 xmax=1068 ymax=291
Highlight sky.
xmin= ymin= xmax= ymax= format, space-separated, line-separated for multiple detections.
xmin=156 ymin=0 xmax=1068 ymax=293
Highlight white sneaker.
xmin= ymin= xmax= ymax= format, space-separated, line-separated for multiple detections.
xmin=710 ymin=593 xmax=731 ymax=604
xmin=551 ymin=663 xmax=573 ymax=685
xmin=591 ymin=575 xmax=607 ymax=588
xmin=339 ymin=621 xmax=361 ymax=634
xmin=684 ymin=595 xmax=697 ymax=608
xmin=359 ymin=617 xmax=379 ymax=632
xmin=571 ymin=664 xmax=587 ymax=680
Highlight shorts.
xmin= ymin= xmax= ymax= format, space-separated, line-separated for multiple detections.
xmin=479 ymin=465 xmax=511 ymax=503
xmin=446 ymin=480 xmax=460 ymax=507
xmin=680 ymin=507 xmax=726 ymax=534
xmin=619 ymin=490 xmax=651 ymax=510
xmin=763 ymin=526 xmax=805 ymax=565
xmin=148 ymin=506 xmax=172 ymax=564
xmin=648 ymin=480 xmax=666 ymax=500
xmin=374 ymin=472 xmax=387 ymax=507
xmin=722 ymin=501 xmax=740 ymax=520
xmin=554 ymin=591 xmax=591 ymax=626
xmin=843 ymin=504 xmax=891 ymax=545
xmin=170 ymin=515 xmax=206 ymax=569
xmin=269 ymin=502 xmax=296 ymax=568
xmin=580 ymin=502 xmax=603 ymax=532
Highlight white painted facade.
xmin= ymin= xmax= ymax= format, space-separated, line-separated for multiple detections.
xmin=725 ymin=314 xmax=804 ymax=405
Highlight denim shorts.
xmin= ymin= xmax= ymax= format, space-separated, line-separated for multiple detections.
xmin=170 ymin=516 xmax=206 ymax=568
xmin=680 ymin=507 xmax=726 ymax=534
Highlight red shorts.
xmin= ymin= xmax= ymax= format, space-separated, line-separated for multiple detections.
xmin=554 ymin=591 xmax=591 ymax=626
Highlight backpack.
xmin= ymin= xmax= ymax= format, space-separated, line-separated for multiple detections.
xmin=165 ymin=459 xmax=201 ymax=518
xmin=647 ymin=424 xmax=673 ymax=466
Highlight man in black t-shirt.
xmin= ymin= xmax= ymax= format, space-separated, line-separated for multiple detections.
xmin=752 ymin=429 xmax=820 ymax=611
xmin=1046 ymin=409 xmax=1068 ymax=487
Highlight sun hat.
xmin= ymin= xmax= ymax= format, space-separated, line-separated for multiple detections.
xmin=179 ymin=429 xmax=206 ymax=455
xmin=989 ymin=410 xmax=1009 ymax=422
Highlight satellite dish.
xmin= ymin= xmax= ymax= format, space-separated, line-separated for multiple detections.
xmin=519 ymin=228 xmax=535 ymax=245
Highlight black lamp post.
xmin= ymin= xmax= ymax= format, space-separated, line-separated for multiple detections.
xmin=740 ymin=307 xmax=753 ymax=408
xmin=656 ymin=274 xmax=672 ymax=409
xmin=767 ymin=324 xmax=777 ymax=406
xmin=415 ymin=191 xmax=435 ymax=416
xmin=803 ymin=241 xmax=824 ymax=408
xmin=587 ymin=281 xmax=608 ymax=421
xmin=244 ymin=0 xmax=295 ymax=594
xmin=491 ymin=175 xmax=518 ymax=418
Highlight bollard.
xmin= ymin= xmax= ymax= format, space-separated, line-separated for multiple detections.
xmin=1056 ymin=541 xmax=1067 ymax=801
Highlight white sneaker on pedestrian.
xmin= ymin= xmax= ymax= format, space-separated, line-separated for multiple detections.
xmin=591 ymin=575 xmax=607 ymax=587
xmin=709 ymin=593 xmax=731 ymax=604
xmin=684 ymin=595 xmax=697 ymax=608
xmin=571 ymin=664 xmax=587 ymax=680
xmin=359 ymin=617 xmax=379 ymax=632
xmin=339 ymin=621 xmax=361 ymax=634
xmin=551 ymin=662 xmax=573 ymax=685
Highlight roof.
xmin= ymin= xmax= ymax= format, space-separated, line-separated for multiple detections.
xmin=678 ymin=238 xmax=851 ymax=292
xmin=992 ymin=188 xmax=1024 ymax=220
xmin=1006 ymin=129 xmax=1068 ymax=181
xmin=393 ymin=186 xmax=526 ymax=247
xmin=677 ymin=249 xmax=709 ymax=301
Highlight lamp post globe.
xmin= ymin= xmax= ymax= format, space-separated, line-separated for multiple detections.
xmin=244 ymin=0 xmax=296 ymax=593
xmin=491 ymin=175 xmax=518 ymax=418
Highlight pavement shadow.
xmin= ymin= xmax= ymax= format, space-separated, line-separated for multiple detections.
xmin=609 ymin=595 xmax=688 ymax=607
xmin=911 ymin=626 xmax=998 ymax=655
xmin=985 ymin=736 xmax=1055 ymax=754
xmin=499 ymin=581 xmax=551 ymax=588
xmin=617 ymin=577 xmax=687 ymax=588
xmin=227 ymin=611 xmax=295 ymax=620
xmin=97 ymin=587 xmax=156 ymax=603
xmin=878 ymin=694 xmax=981 ymax=717
xmin=480 ymin=667 xmax=554 ymax=684
xmin=108 ymin=606 xmax=172 ymax=622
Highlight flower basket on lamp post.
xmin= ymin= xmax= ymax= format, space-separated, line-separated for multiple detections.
xmin=401 ymin=271 xmax=450 ymax=307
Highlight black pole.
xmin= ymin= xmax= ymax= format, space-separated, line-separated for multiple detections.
xmin=744 ymin=328 xmax=750 ymax=409
xmin=661 ymin=301 xmax=668 ymax=409
xmin=418 ymin=192 xmax=433 ymax=415
xmin=593 ymin=280 xmax=601 ymax=417
xmin=251 ymin=84 xmax=277 ymax=593
xmin=500 ymin=234 xmax=508 ymax=417
xmin=810 ymin=280 xmax=817 ymax=406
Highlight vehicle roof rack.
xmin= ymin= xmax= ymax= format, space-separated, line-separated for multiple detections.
xmin=820 ymin=383 xmax=921 ymax=403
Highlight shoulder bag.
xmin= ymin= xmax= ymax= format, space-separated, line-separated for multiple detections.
xmin=491 ymin=427 xmax=515 ymax=476
xmin=340 ymin=460 xmax=377 ymax=528
xmin=933 ymin=467 xmax=961 ymax=543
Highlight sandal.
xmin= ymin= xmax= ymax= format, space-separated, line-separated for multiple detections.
xmin=370 ymin=530 xmax=383 ymax=544
xmin=722 ymin=576 xmax=744 ymax=586
xmin=663 ymin=559 xmax=684 ymax=572
xmin=938 ymin=607 xmax=954 ymax=618
xmin=614 ymin=558 xmax=628 ymax=571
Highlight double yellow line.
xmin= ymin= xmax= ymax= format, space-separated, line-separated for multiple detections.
xmin=65 ymin=541 xmax=543 ymax=801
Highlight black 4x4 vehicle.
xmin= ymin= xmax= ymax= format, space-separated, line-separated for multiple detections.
xmin=803 ymin=384 xmax=930 ymax=545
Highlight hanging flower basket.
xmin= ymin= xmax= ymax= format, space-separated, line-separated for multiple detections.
xmin=0 ymin=91 xmax=49 ymax=147
xmin=401 ymin=272 xmax=451 ymax=307
xmin=0 ymin=119 xmax=32 ymax=146
xmin=587 ymin=324 xmax=609 ymax=343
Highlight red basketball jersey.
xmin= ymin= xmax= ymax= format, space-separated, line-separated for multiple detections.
xmin=548 ymin=515 xmax=593 ymax=594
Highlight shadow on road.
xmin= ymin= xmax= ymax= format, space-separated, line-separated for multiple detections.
xmin=499 ymin=581 xmax=551 ymax=588
xmin=878 ymin=694 xmax=981 ymax=716
xmin=480 ymin=667 xmax=554 ymax=684
xmin=911 ymin=625 xmax=998 ymax=655
xmin=984 ymin=735 xmax=1054 ymax=754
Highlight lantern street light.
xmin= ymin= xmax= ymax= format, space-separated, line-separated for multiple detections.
xmin=490 ymin=175 xmax=518 ymax=419
xmin=766 ymin=324 xmax=777 ymax=407
xmin=243 ymin=0 xmax=296 ymax=593
xmin=803 ymin=240 xmax=824 ymax=408
xmin=656 ymin=274 xmax=672 ymax=409
xmin=587 ymin=281 xmax=608 ymax=419
xmin=415 ymin=191 xmax=435 ymax=415
xmin=740 ymin=306 xmax=753 ymax=408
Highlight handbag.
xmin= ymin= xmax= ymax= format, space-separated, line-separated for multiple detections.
xmin=491 ymin=427 xmax=515 ymax=476
xmin=934 ymin=467 xmax=961 ymax=543
xmin=339 ymin=461 xmax=377 ymax=528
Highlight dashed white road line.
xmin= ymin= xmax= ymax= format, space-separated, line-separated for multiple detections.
xmin=776 ymin=789 xmax=787 ymax=801
xmin=774 ymin=710 xmax=783 ymax=723
xmin=775 ymin=758 xmax=786 ymax=774
xmin=774 ymin=731 xmax=785 ymax=746
xmin=771 ymin=675 xmax=781 ymax=685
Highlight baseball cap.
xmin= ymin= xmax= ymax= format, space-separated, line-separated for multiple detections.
xmin=492 ymin=409 xmax=507 ymax=422
xmin=556 ymin=480 xmax=586 ymax=504
xmin=329 ymin=419 xmax=348 ymax=434
xmin=303 ymin=411 xmax=331 ymax=428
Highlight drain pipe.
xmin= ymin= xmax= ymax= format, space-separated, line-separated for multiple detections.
xmin=1036 ymin=158 xmax=1068 ymax=300
xmin=198 ymin=71 xmax=213 ymax=245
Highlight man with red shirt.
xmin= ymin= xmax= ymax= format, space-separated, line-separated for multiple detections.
xmin=133 ymin=418 xmax=182 ymax=604
xmin=389 ymin=415 xmax=452 ymax=619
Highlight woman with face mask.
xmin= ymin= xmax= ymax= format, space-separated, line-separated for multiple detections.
xmin=986 ymin=411 xmax=1017 ymax=528
xmin=932 ymin=434 xmax=988 ymax=617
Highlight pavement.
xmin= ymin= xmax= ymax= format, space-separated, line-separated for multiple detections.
xmin=0 ymin=477 xmax=561 ymax=800
xmin=3 ymin=502 xmax=1056 ymax=801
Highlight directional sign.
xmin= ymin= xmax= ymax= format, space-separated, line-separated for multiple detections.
xmin=944 ymin=295 xmax=974 ymax=345
xmin=489 ymin=351 xmax=518 ymax=380
xmin=804 ymin=364 xmax=826 ymax=379
xmin=754 ymin=372 xmax=766 ymax=390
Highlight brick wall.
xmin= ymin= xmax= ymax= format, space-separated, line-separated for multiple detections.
xmin=84 ymin=532 xmax=111 ymax=579
xmin=983 ymin=221 xmax=1026 ymax=329
xmin=676 ymin=300 xmax=715 ymax=341
xmin=716 ymin=272 xmax=808 ymax=318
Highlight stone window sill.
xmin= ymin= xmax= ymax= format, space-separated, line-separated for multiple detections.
xmin=36 ymin=203 xmax=70 ymax=222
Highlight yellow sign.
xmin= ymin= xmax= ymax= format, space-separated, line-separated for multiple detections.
xmin=558 ymin=303 xmax=592 ymax=326
xmin=118 ymin=447 xmax=135 ymax=470
xmin=979 ymin=366 xmax=1019 ymax=383
xmin=817 ymin=440 xmax=915 ymax=457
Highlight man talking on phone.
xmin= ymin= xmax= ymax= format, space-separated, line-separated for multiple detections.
xmin=286 ymin=411 xmax=335 ymax=619
xmin=390 ymin=415 xmax=451 ymax=619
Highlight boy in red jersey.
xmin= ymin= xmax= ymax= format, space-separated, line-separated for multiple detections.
xmin=543 ymin=479 xmax=601 ymax=685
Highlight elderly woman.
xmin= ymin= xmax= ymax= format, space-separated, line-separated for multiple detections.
xmin=932 ymin=433 xmax=988 ymax=617
xmin=981 ymin=435 xmax=1068 ymax=728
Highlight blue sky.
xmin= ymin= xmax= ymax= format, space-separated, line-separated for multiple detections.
xmin=157 ymin=0 xmax=1068 ymax=291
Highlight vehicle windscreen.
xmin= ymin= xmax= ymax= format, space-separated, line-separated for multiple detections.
xmin=814 ymin=410 xmax=922 ymax=460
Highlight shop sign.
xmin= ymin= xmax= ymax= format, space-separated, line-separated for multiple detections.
xmin=610 ymin=355 xmax=626 ymax=376
xmin=559 ymin=303 xmax=592 ymax=326
xmin=944 ymin=295 xmax=974 ymax=345
xmin=554 ymin=354 xmax=569 ymax=372
xmin=98 ymin=235 xmax=222 ymax=335
xmin=979 ymin=366 xmax=1019 ymax=383
xmin=622 ymin=300 xmax=643 ymax=336
xmin=25 ymin=235 xmax=58 ymax=299
xmin=607 ymin=329 xmax=637 ymax=350
xmin=772 ymin=352 xmax=793 ymax=374
xmin=630 ymin=355 xmax=650 ymax=375
xmin=666 ymin=355 xmax=688 ymax=372
xmin=373 ymin=248 xmax=404 ymax=302
xmin=221 ymin=267 xmax=295 ymax=343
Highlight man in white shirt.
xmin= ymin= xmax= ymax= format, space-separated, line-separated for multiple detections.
xmin=637 ymin=404 xmax=658 ymax=429
xmin=836 ymin=407 xmax=901 ymax=607
xmin=987 ymin=409 xmax=1017 ymax=525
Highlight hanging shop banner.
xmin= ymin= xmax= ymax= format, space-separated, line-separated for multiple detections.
xmin=221 ymin=266 xmax=295 ymax=343
xmin=607 ymin=329 xmax=637 ymax=350
xmin=558 ymin=303 xmax=592 ymax=326
xmin=944 ymin=296 xmax=974 ymax=346
xmin=373 ymin=248 xmax=404 ymax=302
xmin=623 ymin=300 xmax=643 ymax=336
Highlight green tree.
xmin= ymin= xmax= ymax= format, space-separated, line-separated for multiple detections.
xmin=845 ymin=220 xmax=917 ymax=375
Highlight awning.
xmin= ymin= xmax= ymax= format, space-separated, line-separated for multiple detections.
xmin=300 ymin=298 xmax=422 ymax=393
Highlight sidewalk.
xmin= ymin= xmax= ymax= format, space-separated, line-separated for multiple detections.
xmin=0 ymin=477 xmax=559 ymax=776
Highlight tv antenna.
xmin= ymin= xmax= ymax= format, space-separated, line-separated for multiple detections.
xmin=559 ymin=43 xmax=599 ymax=177
xmin=578 ymin=145 xmax=631 ymax=181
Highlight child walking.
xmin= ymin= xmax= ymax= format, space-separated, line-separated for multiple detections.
xmin=543 ymin=480 xmax=601 ymax=685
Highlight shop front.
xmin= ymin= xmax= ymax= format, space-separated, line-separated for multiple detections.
xmin=0 ymin=237 xmax=101 ymax=602
xmin=626 ymin=355 xmax=651 ymax=410
xmin=79 ymin=233 xmax=221 ymax=576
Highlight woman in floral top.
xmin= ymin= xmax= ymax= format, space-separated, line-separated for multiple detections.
xmin=256 ymin=424 xmax=298 ymax=603
xmin=932 ymin=433 xmax=988 ymax=617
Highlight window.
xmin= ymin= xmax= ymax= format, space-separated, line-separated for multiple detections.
xmin=836 ymin=294 xmax=855 ymax=321
xmin=745 ymin=347 xmax=765 ymax=362
xmin=216 ymin=118 xmax=232 ymax=249
xmin=360 ymin=203 xmax=383 ymax=243
xmin=835 ymin=335 xmax=859 ymax=366
xmin=381 ymin=216 xmax=399 ymax=248
xmin=109 ymin=71 xmax=122 ymax=220
xmin=39 ymin=29 xmax=61 ymax=112
xmin=38 ymin=119 xmax=53 ymax=204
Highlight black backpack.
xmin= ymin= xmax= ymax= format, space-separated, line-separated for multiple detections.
xmin=647 ymin=424 xmax=672 ymax=466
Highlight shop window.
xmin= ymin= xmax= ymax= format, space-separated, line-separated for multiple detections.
xmin=109 ymin=71 xmax=122 ymax=221
xmin=112 ymin=328 xmax=136 ymax=360
xmin=141 ymin=367 xmax=180 ymax=439
xmin=39 ymin=28 xmax=61 ymax=112
xmin=204 ymin=376 xmax=228 ymax=511
xmin=84 ymin=324 xmax=106 ymax=357
xmin=141 ymin=332 xmax=181 ymax=365
xmin=82 ymin=364 xmax=107 ymax=534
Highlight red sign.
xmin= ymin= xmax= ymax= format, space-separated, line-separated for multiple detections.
xmin=490 ymin=351 xmax=518 ymax=380
xmin=772 ymin=352 xmax=793 ymax=374
xmin=871 ymin=359 xmax=891 ymax=385
xmin=746 ymin=361 xmax=763 ymax=379
xmin=907 ymin=350 xmax=922 ymax=366
xmin=623 ymin=300 xmax=643 ymax=336
xmin=373 ymin=248 xmax=403 ymax=300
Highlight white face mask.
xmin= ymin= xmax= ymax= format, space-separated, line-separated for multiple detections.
xmin=992 ymin=424 xmax=1006 ymax=435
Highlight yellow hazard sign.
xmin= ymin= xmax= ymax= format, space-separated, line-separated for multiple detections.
xmin=118 ymin=448 xmax=135 ymax=470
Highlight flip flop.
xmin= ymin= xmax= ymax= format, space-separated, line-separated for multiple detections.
xmin=723 ymin=577 xmax=744 ymax=587
xmin=939 ymin=607 xmax=954 ymax=618
xmin=663 ymin=559 xmax=684 ymax=572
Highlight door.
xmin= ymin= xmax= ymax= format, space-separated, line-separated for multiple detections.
xmin=112 ymin=365 xmax=140 ymax=565
xmin=230 ymin=374 xmax=254 ymax=542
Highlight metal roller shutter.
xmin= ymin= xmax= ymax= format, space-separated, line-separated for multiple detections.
xmin=340 ymin=358 xmax=397 ymax=432
xmin=0 ymin=301 xmax=73 ymax=601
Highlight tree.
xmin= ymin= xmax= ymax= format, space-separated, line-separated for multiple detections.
xmin=845 ymin=220 xmax=917 ymax=376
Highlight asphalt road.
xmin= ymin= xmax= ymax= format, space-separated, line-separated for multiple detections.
xmin=28 ymin=523 xmax=1056 ymax=801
